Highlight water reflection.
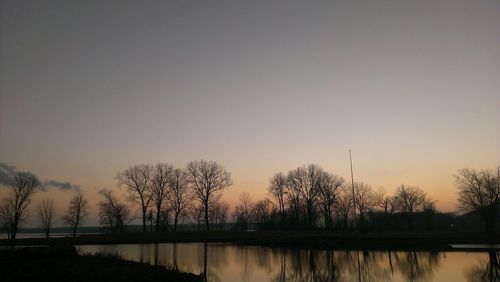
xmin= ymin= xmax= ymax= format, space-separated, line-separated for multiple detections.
xmin=467 ymin=250 xmax=500 ymax=282
xmin=78 ymin=243 xmax=498 ymax=282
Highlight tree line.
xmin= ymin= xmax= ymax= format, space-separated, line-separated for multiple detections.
xmin=114 ymin=160 xmax=232 ymax=233
xmin=0 ymin=171 xmax=91 ymax=239
xmin=234 ymin=165 xmax=499 ymax=234
xmin=0 ymin=160 xmax=232 ymax=238
xmin=233 ymin=164 xmax=435 ymax=232
xmin=0 ymin=162 xmax=498 ymax=239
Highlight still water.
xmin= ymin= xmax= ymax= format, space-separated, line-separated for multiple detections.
xmin=78 ymin=243 xmax=499 ymax=282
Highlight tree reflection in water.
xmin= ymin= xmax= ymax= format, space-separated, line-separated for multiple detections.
xmin=393 ymin=251 xmax=441 ymax=281
xmin=242 ymin=248 xmax=441 ymax=282
xmin=467 ymin=250 xmax=500 ymax=282
xmin=194 ymin=246 xmax=443 ymax=282
xmin=200 ymin=242 xmax=228 ymax=282
xmin=83 ymin=243 xmax=492 ymax=282
xmin=172 ymin=243 xmax=178 ymax=270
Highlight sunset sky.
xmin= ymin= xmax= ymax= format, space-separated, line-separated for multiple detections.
xmin=1 ymin=0 xmax=499 ymax=226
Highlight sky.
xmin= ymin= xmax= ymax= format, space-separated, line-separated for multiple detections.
xmin=1 ymin=0 xmax=499 ymax=226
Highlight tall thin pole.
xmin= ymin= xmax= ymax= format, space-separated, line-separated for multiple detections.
xmin=350 ymin=149 xmax=356 ymax=228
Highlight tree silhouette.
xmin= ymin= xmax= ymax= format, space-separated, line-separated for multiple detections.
xmin=232 ymin=192 xmax=254 ymax=230
xmin=210 ymin=201 xmax=230 ymax=231
xmin=375 ymin=187 xmax=396 ymax=229
xmin=353 ymin=182 xmax=374 ymax=232
xmin=168 ymin=168 xmax=191 ymax=232
xmin=317 ymin=172 xmax=344 ymax=230
xmin=98 ymin=189 xmax=131 ymax=233
xmin=394 ymin=185 xmax=426 ymax=230
xmin=0 ymin=172 xmax=41 ymax=239
xmin=116 ymin=164 xmax=153 ymax=232
xmin=335 ymin=191 xmax=353 ymax=229
xmin=38 ymin=198 xmax=55 ymax=238
xmin=151 ymin=163 xmax=174 ymax=232
xmin=269 ymin=172 xmax=287 ymax=226
xmin=62 ymin=193 xmax=89 ymax=237
xmin=186 ymin=160 xmax=232 ymax=231
xmin=286 ymin=165 xmax=323 ymax=228
xmin=252 ymin=198 xmax=276 ymax=230
xmin=456 ymin=167 xmax=500 ymax=234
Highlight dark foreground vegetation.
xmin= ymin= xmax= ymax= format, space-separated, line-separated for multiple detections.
xmin=1 ymin=230 xmax=499 ymax=250
xmin=0 ymin=246 xmax=200 ymax=282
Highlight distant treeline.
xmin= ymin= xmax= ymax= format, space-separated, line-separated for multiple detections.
xmin=0 ymin=161 xmax=498 ymax=239
xmin=231 ymin=165 xmax=499 ymax=233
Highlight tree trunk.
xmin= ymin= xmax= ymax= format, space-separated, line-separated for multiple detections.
xmin=279 ymin=198 xmax=285 ymax=226
xmin=384 ymin=207 xmax=389 ymax=229
xmin=204 ymin=201 xmax=210 ymax=231
xmin=155 ymin=204 xmax=161 ymax=232
xmin=323 ymin=205 xmax=329 ymax=230
xmin=307 ymin=203 xmax=314 ymax=229
xmin=73 ymin=215 xmax=80 ymax=237
xmin=11 ymin=221 xmax=17 ymax=240
xmin=142 ymin=207 xmax=147 ymax=232
xmin=173 ymin=215 xmax=178 ymax=232
xmin=203 ymin=242 xmax=208 ymax=281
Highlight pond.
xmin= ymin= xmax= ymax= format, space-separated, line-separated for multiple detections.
xmin=78 ymin=243 xmax=499 ymax=282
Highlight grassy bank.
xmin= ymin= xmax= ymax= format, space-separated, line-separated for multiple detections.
xmin=1 ymin=231 xmax=499 ymax=250
xmin=0 ymin=246 xmax=200 ymax=282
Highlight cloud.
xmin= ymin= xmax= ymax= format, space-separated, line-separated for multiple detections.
xmin=0 ymin=162 xmax=17 ymax=185
xmin=44 ymin=180 xmax=80 ymax=191
xmin=0 ymin=162 xmax=80 ymax=191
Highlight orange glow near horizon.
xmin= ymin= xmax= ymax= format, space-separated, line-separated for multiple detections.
xmin=1 ymin=150 xmax=498 ymax=226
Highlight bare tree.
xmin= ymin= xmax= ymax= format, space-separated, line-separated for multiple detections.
xmin=38 ymin=198 xmax=55 ymax=238
xmin=168 ymin=168 xmax=191 ymax=232
xmin=284 ymin=172 xmax=302 ymax=226
xmin=286 ymin=164 xmax=322 ymax=228
xmin=422 ymin=196 xmax=437 ymax=230
xmin=318 ymin=171 xmax=344 ymax=229
xmin=394 ymin=184 xmax=426 ymax=230
xmin=191 ymin=203 xmax=205 ymax=231
xmin=375 ymin=187 xmax=395 ymax=228
xmin=147 ymin=209 xmax=154 ymax=231
xmin=151 ymin=163 xmax=174 ymax=232
xmin=219 ymin=202 xmax=230 ymax=230
xmin=0 ymin=172 xmax=41 ymax=239
xmin=186 ymin=160 xmax=232 ymax=231
xmin=62 ymin=193 xmax=89 ymax=237
xmin=159 ymin=207 xmax=171 ymax=231
xmin=210 ymin=201 xmax=229 ymax=231
xmin=353 ymin=182 xmax=374 ymax=231
xmin=232 ymin=192 xmax=254 ymax=230
xmin=252 ymin=198 xmax=276 ymax=230
xmin=116 ymin=164 xmax=153 ymax=232
xmin=98 ymin=189 xmax=132 ymax=233
xmin=335 ymin=190 xmax=353 ymax=229
xmin=268 ymin=172 xmax=287 ymax=225
xmin=456 ymin=167 xmax=500 ymax=234
xmin=0 ymin=200 xmax=15 ymax=239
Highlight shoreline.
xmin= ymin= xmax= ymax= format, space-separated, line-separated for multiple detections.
xmin=1 ymin=231 xmax=499 ymax=251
